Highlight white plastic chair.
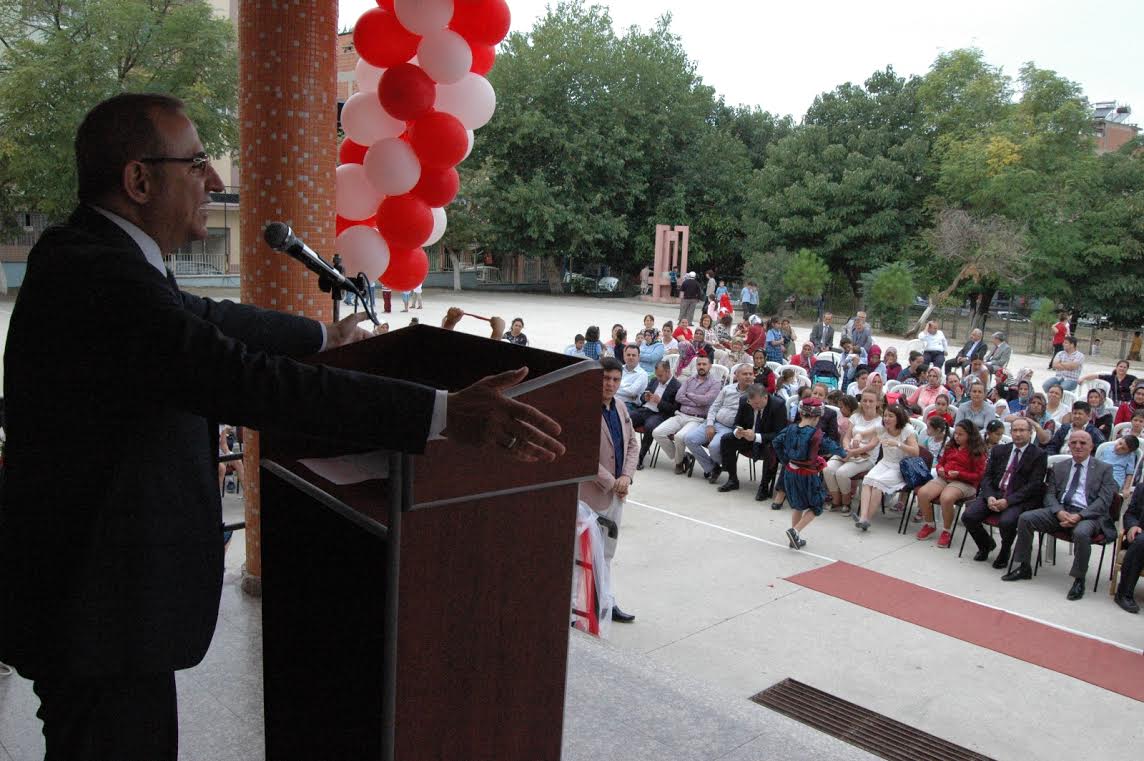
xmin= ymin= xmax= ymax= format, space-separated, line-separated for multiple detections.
xmin=815 ymin=352 xmax=841 ymax=367
xmin=1061 ymin=389 xmax=1077 ymax=408
xmin=1047 ymin=454 xmax=1072 ymax=468
xmin=884 ymin=380 xmax=900 ymax=393
xmin=904 ymin=339 xmax=925 ymax=355
xmin=766 ymin=361 xmax=782 ymax=373
xmin=921 ymin=403 xmax=936 ymax=419
xmin=1095 ymin=441 xmax=1117 ymax=459
xmin=714 ymin=348 xmax=729 ymax=366
xmin=908 ymin=418 xmax=926 ymax=438
xmin=825 ymin=404 xmax=841 ymax=418
xmin=707 ymin=364 xmax=730 ymax=385
xmin=1079 ymin=378 xmax=1112 ymax=397
xmin=1113 ymin=421 xmax=1135 ymax=438
xmin=779 ymin=364 xmax=808 ymax=379
xmin=666 ymin=353 xmax=680 ymax=375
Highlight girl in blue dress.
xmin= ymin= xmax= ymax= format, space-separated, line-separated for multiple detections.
xmin=772 ymin=398 xmax=846 ymax=550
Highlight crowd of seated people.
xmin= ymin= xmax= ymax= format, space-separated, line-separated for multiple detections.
xmin=565 ymin=311 xmax=1144 ymax=613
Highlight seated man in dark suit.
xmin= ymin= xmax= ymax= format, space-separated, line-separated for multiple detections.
xmin=715 ymin=384 xmax=787 ymax=499
xmin=1114 ymin=484 xmax=1144 ymax=613
xmin=962 ymin=417 xmax=1047 ymax=568
xmin=945 ymin=328 xmax=987 ymax=375
xmin=1044 ymin=401 xmax=1106 ymax=455
xmin=631 ymin=359 xmax=680 ymax=470
xmin=1003 ymin=430 xmax=1118 ymax=600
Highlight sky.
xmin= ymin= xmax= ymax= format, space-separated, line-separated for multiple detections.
xmin=339 ymin=0 xmax=1143 ymax=121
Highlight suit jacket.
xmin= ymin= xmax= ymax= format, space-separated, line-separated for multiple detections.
xmin=732 ymin=397 xmax=787 ymax=445
xmin=1125 ymin=486 xmax=1143 ymax=533
xmin=1045 ymin=422 xmax=1106 ymax=455
xmin=0 ymin=206 xmax=438 ymax=679
xmin=955 ymin=339 xmax=987 ymax=363
xmin=809 ymin=322 xmax=834 ymax=351
xmin=579 ymin=400 xmax=638 ymax=512
xmin=977 ymin=442 xmax=1047 ymax=510
xmin=642 ymin=376 xmax=681 ymax=418
xmin=1042 ymin=457 xmax=1118 ymax=539
xmin=984 ymin=342 xmax=1011 ymax=370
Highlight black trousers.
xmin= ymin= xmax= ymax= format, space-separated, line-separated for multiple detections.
xmin=961 ymin=497 xmax=1024 ymax=553
xmin=33 ymin=672 xmax=178 ymax=761
xmin=719 ymin=432 xmax=770 ymax=483
xmin=923 ymin=351 xmax=945 ymax=370
xmin=1118 ymin=534 xmax=1144 ymax=597
xmin=630 ymin=408 xmax=670 ymax=463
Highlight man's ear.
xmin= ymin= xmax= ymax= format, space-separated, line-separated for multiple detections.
xmin=122 ymin=161 xmax=153 ymax=205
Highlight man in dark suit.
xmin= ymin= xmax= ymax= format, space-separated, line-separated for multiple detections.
xmin=1114 ymin=484 xmax=1144 ymax=613
xmin=1002 ymin=429 xmax=1118 ymax=600
xmin=809 ymin=312 xmax=835 ymax=352
xmin=1044 ymin=401 xmax=1106 ymax=455
xmin=0 ymin=93 xmax=563 ymax=760
xmin=962 ymin=417 xmax=1047 ymax=568
xmin=945 ymin=328 xmax=987 ymax=375
xmin=715 ymin=384 xmax=786 ymax=498
xmin=632 ymin=359 xmax=680 ymax=470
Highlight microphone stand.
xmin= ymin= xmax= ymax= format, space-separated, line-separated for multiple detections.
xmin=317 ymin=254 xmax=380 ymax=327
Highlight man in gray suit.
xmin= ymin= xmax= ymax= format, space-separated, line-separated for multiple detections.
xmin=983 ymin=331 xmax=1012 ymax=373
xmin=1002 ymin=429 xmax=1118 ymax=600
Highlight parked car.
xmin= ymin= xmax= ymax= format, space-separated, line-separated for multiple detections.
xmin=994 ymin=311 xmax=1029 ymax=322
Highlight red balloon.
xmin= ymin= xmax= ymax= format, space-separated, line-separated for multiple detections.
xmin=408 ymin=111 xmax=468 ymax=169
xmin=411 ymin=166 xmax=460 ymax=207
xmin=378 ymin=64 xmax=437 ymax=122
xmin=354 ymin=8 xmax=419 ymax=69
xmin=376 ymin=194 xmax=434 ymax=249
xmin=338 ymin=139 xmax=368 ymax=165
xmin=336 ymin=214 xmax=377 ymax=236
xmin=380 ymin=247 xmax=430 ymax=291
xmin=375 ymin=0 xmax=394 ymax=10
xmin=450 ymin=0 xmax=511 ymax=47
xmin=469 ymin=43 xmax=496 ymax=75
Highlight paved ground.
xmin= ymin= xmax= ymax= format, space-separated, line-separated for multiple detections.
xmin=1 ymin=288 xmax=1140 ymax=760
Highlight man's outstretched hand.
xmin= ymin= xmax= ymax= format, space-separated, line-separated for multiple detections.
xmin=444 ymin=367 xmax=566 ymax=462
xmin=325 ymin=312 xmax=372 ymax=350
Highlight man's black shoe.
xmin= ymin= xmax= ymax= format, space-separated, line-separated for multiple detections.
xmin=611 ymin=605 xmax=635 ymax=623
xmin=972 ymin=538 xmax=997 ymax=562
xmin=754 ymin=487 xmax=768 ymax=502
xmin=1115 ymin=594 xmax=1140 ymax=614
xmin=717 ymin=479 xmax=740 ymax=492
xmin=1067 ymin=578 xmax=1085 ymax=601
xmin=991 ymin=548 xmax=1011 ymax=570
xmin=636 ymin=461 xmax=645 ymax=471
xmin=705 ymin=465 xmax=722 ymax=483
xmin=1001 ymin=564 xmax=1032 ymax=581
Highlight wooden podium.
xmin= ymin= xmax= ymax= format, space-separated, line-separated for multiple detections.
xmin=258 ymin=325 xmax=601 ymax=761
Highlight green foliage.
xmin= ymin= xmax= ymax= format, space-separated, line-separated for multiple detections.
xmin=0 ymin=0 xmax=238 ymax=226
xmin=1030 ymin=298 xmax=1058 ymax=327
xmin=862 ymin=261 xmax=916 ymax=333
xmin=742 ymin=66 xmax=930 ymax=295
xmin=741 ymin=249 xmax=789 ymax=315
xmin=783 ymin=248 xmax=829 ymax=299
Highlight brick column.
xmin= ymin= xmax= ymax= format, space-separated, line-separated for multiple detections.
xmin=237 ymin=0 xmax=337 ymax=593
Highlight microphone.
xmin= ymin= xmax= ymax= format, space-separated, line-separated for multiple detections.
xmin=263 ymin=222 xmax=354 ymax=290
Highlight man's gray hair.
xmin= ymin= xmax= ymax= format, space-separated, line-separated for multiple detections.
xmin=746 ymin=383 xmax=768 ymax=399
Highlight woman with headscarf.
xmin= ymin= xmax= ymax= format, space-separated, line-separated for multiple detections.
xmin=882 ymin=347 xmax=902 ymax=381
xmin=752 ymin=349 xmax=777 ymax=393
xmin=674 ymin=340 xmax=698 ymax=379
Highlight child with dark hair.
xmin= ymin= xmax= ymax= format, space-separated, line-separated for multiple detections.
xmin=771 ymin=398 xmax=845 ymax=550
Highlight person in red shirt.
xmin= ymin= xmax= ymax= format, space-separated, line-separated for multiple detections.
xmin=913 ymin=419 xmax=987 ymax=547
xmin=790 ymin=341 xmax=816 ymax=370
xmin=925 ymin=393 xmax=955 ymax=426
xmin=672 ymin=318 xmax=694 ymax=342
xmin=1050 ymin=315 xmax=1070 ymax=370
xmin=1114 ymin=384 xmax=1144 ymax=425
xmin=744 ymin=316 xmax=767 ymax=355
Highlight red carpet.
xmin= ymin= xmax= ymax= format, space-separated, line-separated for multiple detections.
xmin=787 ymin=561 xmax=1144 ymax=703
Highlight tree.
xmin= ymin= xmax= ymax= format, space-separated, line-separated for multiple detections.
xmin=438 ymin=160 xmax=494 ymax=290
xmin=907 ymin=208 xmax=1029 ymax=335
xmin=0 ymin=0 xmax=238 ymax=227
xmin=862 ymin=261 xmax=916 ymax=333
xmin=741 ymin=249 xmax=789 ymax=315
xmin=742 ymin=66 xmax=930 ymax=296
xmin=782 ymin=248 xmax=828 ymax=305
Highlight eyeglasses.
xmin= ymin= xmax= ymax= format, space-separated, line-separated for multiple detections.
xmin=139 ymin=152 xmax=211 ymax=172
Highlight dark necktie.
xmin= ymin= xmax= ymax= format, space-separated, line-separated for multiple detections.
xmin=753 ymin=410 xmax=760 ymax=431
xmin=999 ymin=447 xmax=1021 ymax=493
xmin=1062 ymin=463 xmax=1083 ymax=509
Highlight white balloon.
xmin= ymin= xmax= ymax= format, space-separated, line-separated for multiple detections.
xmin=355 ymin=58 xmax=384 ymax=94
xmin=363 ymin=138 xmax=422 ymax=196
xmin=336 ymin=226 xmax=392 ymax=283
xmin=417 ymin=30 xmax=472 ymax=85
xmin=341 ymin=92 xmax=405 ymax=145
xmin=424 ymin=207 xmax=448 ymax=246
xmin=394 ymin=0 xmax=453 ymax=35
xmin=336 ymin=163 xmax=383 ymax=221
xmin=461 ymin=129 xmax=475 ymax=162
xmin=433 ymin=73 xmax=496 ymax=130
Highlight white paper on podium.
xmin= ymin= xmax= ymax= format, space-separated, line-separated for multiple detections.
xmin=298 ymin=451 xmax=390 ymax=485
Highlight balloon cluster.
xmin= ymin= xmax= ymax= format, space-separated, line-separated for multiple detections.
xmin=336 ymin=0 xmax=509 ymax=292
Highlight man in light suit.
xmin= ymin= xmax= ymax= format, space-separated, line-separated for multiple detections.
xmin=0 ymin=93 xmax=564 ymax=760
xmin=810 ymin=312 xmax=835 ymax=352
xmin=579 ymin=357 xmax=640 ymax=622
xmin=1003 ymin=429 xmax=1118 ymax=600
xmin=962 ymin=418 xmax=1047 ymax=568
xmin=983 ymin=331 xmax=1012 ymax=374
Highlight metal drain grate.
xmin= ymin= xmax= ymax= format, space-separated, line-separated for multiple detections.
xmin=750 ymin=679 xmax=996 ymax=761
